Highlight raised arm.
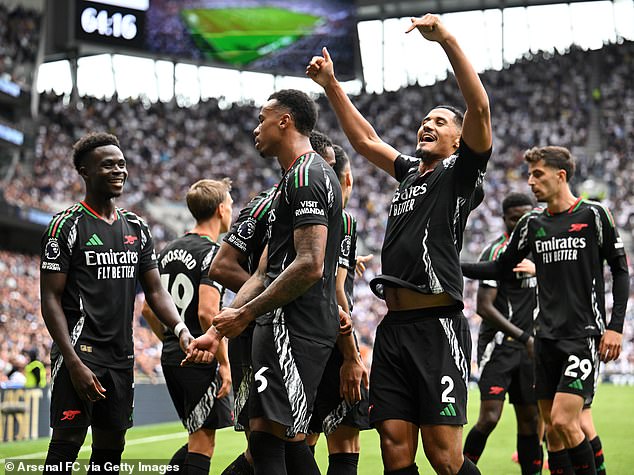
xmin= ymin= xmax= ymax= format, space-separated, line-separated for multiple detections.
xmin=307 ymin=47 xmax=401 ymax=178
xmin=406 ymin=14 xmax=491 ymax=153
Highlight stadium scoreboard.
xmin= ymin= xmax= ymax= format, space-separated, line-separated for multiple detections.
xmin=45 ymin=0 xmax=359 ymax=80
xmin=76 ymin=1 xmax=146 ymax=48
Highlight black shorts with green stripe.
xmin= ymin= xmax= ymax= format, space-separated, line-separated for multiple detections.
xmin=369 ymin=307 xmax=471 ymax=426
xmin=534 ymin=336 xmax=600 ymax=401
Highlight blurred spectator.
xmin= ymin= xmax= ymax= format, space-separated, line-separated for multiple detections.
xmin=0 ymin=3 xmax=40 ymax=87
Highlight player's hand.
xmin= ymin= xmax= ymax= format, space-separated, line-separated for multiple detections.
xmin=306 ymin=47 xmax=336 ymax=88
xmin=339 ymin=307 xmax=353 ymax=336
xmin=217 ymin=360 xmax=232 ymax=399
xmin=355 ymin=254 xmax=374 ymax=277
xmin=213 ymin=307 xmax=250 ymax=339
xmin=340 ymin=356 xmax=369 ymax=406
xmin=178 ymin=328 xmax=193 ymax=354
xmin=513 ymin=258 xmax=536 ymax=276
xmin=405 ymin=14 xmax=451 ymax=43
xmin=599 ymin=329 xmax=622 ymax=362
xmin=181 ymin=330 xmax=221 ymax=365
xmin=67 ymin=360 xmax=106 ymax=402
xmin=526 ymin=336 xmax=535 ymax=359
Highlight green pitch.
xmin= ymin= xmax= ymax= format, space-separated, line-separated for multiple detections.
xmin=2 ymin=385 xmax=633 ymax=474
xmin=181 ymin=7 xmax=321 ymax=65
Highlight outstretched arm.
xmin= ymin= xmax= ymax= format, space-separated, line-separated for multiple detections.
xmin=212 ymin=224 xmax=327 ymax=338
xmin=307 ymin=47 xmax=401 ymax=178
xmin=406 ymin=14 xmax=491 ymax=153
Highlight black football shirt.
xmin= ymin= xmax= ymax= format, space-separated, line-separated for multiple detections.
xmin=224 ymin=184 xmax=277 ymax=274
xmin=41 ymin=202 xmax=157 ymax=369
xmin=477 ymin=233 xmax=537 ymax=348
xmin=371 ymin=139 xmax=490 ymax=306
xmin=264 ymin=152 xmax=343 ymax=346
xmin=487 ymin=199 xmax=626 ymax=338
xmin=158 ymin=233 xmax=224 ymax=366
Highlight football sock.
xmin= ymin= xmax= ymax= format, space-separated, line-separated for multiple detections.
xmin=169 ymin=444 xmax=188 ymax=472
xmin=589 ymin=436 xmax=606 ymax=475
xmin=457 ymin=457 xmax=481 ymax=474
xmin=221 ymin=452 xmax=254 ymax=475
xmin=285 ymin=440 xmax=320 ymax=475
xmin=88 ymin=448 xmax=123 ymax=474
xmin=43 ymin=440 xmax=82 ymax=475
xmin=249 ymin=431 xmax=286 ymax=475
xmin=548 ymin=449 xmax=574 ymax=475
xmin=517 ymin=433 xmax=543 ymax=475
xmin=568 ymin=439 xmax=597 ymax=475
xmin=384 ymin=464 xmax=419 ymax=475
xmin=184 ymin=452 xmax=211 ymax=475
xmin=327 ymin=452 xmax=359 ymax=475
xmin=463 ymin=427 xmax=489 ymax=463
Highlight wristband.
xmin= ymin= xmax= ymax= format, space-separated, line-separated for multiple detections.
xmin=174 ymin=322 xmax=188 ymax=338
xmin=517 ymin=331 xmax=530 ymax=344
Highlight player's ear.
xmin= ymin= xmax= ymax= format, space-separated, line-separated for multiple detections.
xmin=217 ymin=201 xmax=226 ymax=218
xmin=452 ymin=133 xmax=460 ymax=150
xmin=345 ymin=170 xmax=353 ymax=189
xmin=279 ymin=113 xmax=291 ymax=130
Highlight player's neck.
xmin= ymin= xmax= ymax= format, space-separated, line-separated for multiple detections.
xmin=276 ymin=136 xmax=313 ymax=172
xmin=190 ymin=220 xmax=220 ymax=242
xmin=82 ymin=194 xmax=118 ymax=223
xmin=546 ymin=187 xmax=577 ymax=214
xmin=418 ymin=157 xmax=442 ymax=175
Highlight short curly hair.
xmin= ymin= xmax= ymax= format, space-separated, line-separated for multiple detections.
xmin=268 ymin=89 xmax=317 ymax=136
xmin=309 ymin=130 xmax=333 ymax=159
xmin=72 ymin=132 xmax=121 ymax=172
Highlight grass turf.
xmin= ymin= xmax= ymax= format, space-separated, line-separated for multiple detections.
xmin=2 ymin=384 xmax=633 ymax=474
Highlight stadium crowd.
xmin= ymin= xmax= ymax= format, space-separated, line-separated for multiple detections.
xmin=0 ymin=2 xmax=39 ymax=88
xmin=1 ymin=13 xmax=634 ymax=385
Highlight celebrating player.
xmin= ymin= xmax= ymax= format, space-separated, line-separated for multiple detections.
xmin=40 ymin=132 xmax=191 ymax=474
xmin=462 ymin=192 xmax=542 ymax=474
xmin=142 ymin=178 xmax=234 ymax=475
xmin=462 ymin=146 xmax=629 ymax=475
xmin=307 ymin=13 xmax=491 ymax=475
xmin=186 ymin=89 xmax=343 ymax=475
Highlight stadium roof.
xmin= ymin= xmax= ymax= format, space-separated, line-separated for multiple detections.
xmin=356 ymin=0 xmax=604 ymax=20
